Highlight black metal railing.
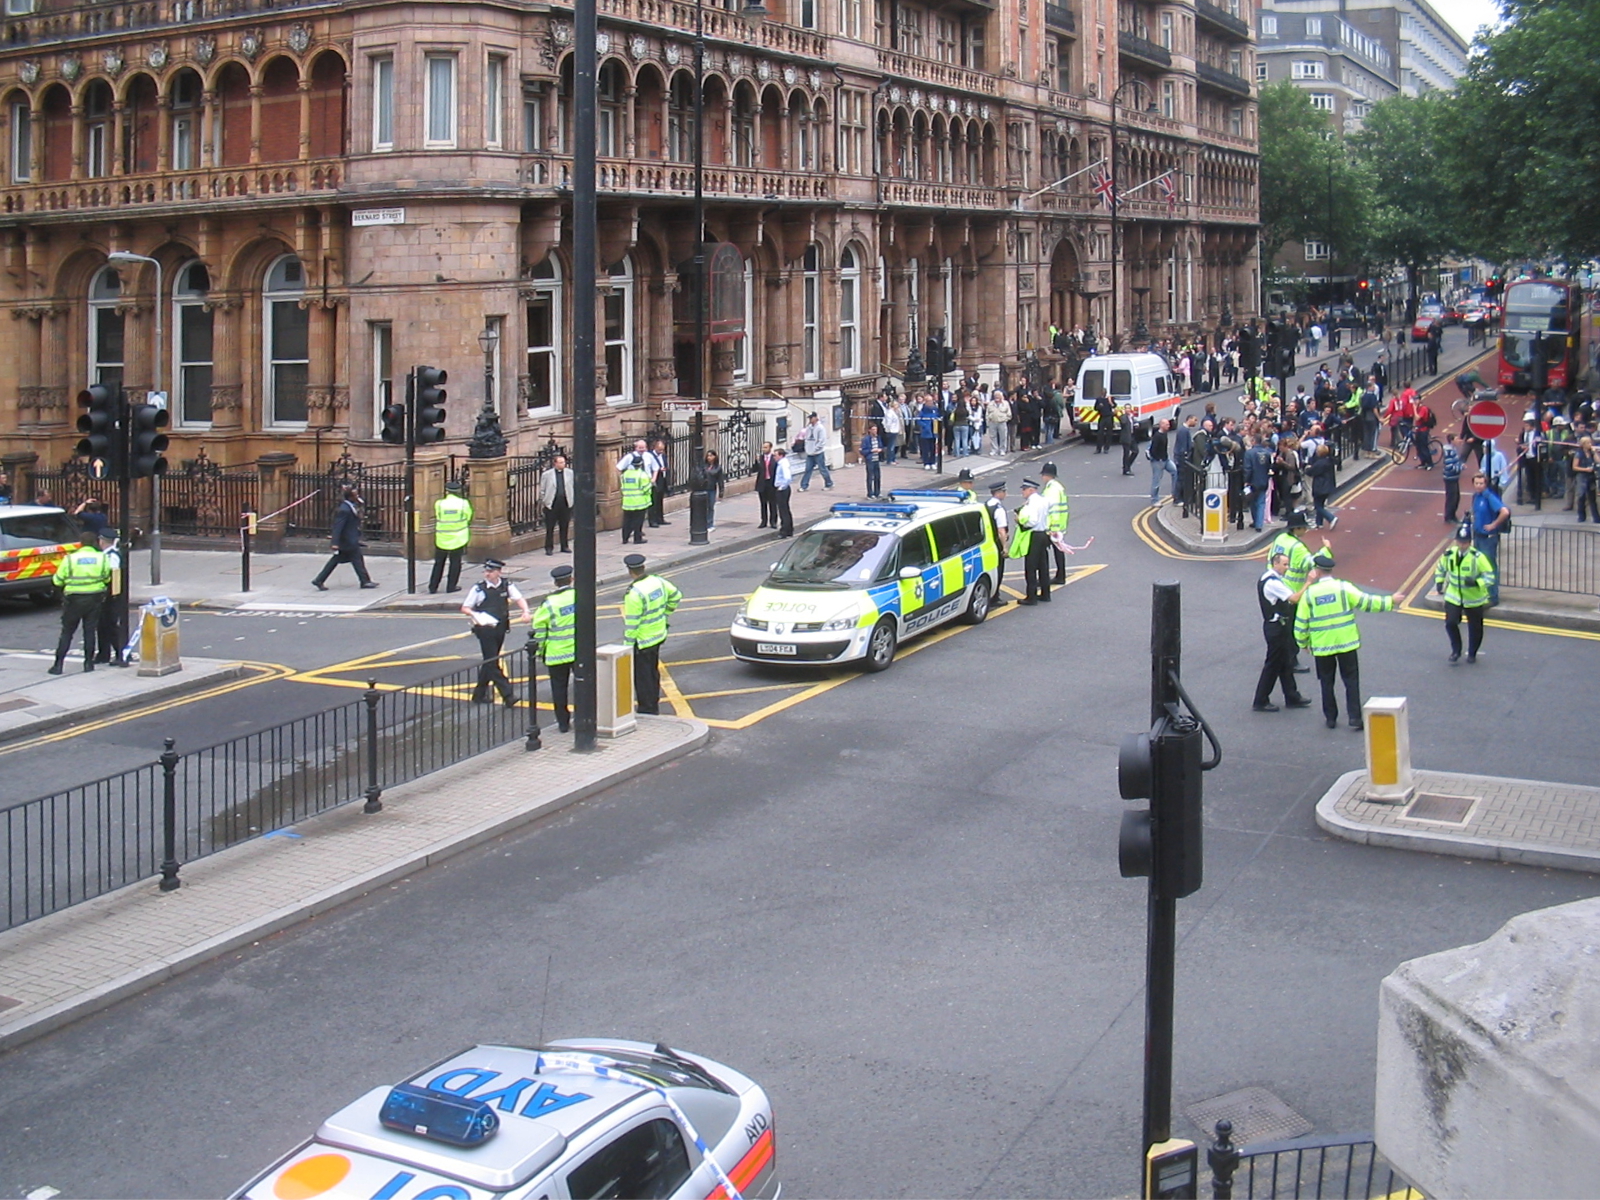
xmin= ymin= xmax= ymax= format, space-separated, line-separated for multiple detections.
xmin=2 ymin=647 xmax=538 ymax=931
xmin=1327 ymin=418 xmax=1362 ymax=470
xmin=1196 ymin=60 xmax=1252 ymax=97
xmin=504 ymin=442 xmax=569 ymax=536
xmin=644 ymin=411 xmax=761 ymax=496
xmin=1045 ymin=2 xmax=1076 ymax=33
xmin=1196 ymin=0 xmax=1252 ymax=40
xmin=1118 ymin=29 xmax=1173 ymax=68
xmin=27 ymin=459 xmax=126 ymax=529
xmin=161 ymin=458 xmax=260 ymax=538
xmin=1499 ymin=523 xmax=1600 ymax=598
xmin=1518 ymin=441 xmax=1572 ymax=509
xmin=1389 ymin=343 xmax=1429 ymax=390
xmin=1208 ymin=1125 xmax=1421 ymax=1199
xmin=285 ymin=452 xmax=408 ymax=543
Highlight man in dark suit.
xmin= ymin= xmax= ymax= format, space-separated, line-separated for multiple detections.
xmin=312 ymin=485 xmax=377 ymax=590
xmin=754 ymin=441 xmax=779 ymax=529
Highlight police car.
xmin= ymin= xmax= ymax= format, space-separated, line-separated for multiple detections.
xmin=0 ymin=506 xmax=84 ymax=605
xmin=234 ymin=1039 xmax=778 ymax=1200
xmin=730 ymin=490 xmax=1000 ymax=672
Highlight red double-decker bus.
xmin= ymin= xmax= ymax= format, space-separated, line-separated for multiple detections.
xmin=1497 ymin=278 xmax=1587 ymax=393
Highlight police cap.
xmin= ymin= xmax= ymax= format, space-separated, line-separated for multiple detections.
xmin=446 ymin=479 xmax=467 ymax=493
xmin=1021 ymin=477 xmax=1041 ymax=490
xmin=623 ymin=553 xmax=647 ymax=569
xmin=957 ymin=468 xmax=975 ymax=483
xmin=99 ymin=528 xmax=120 ymax=542
xmin=989 ymin=480 xmax=1007 ymax=494
xmin=1312 ymin=550 xmax=1336 ymax=569
xmin=551 ymin=564 xmax=574 ymax=581
xmin=1040 ymin=461 xmax=1059 ymax=476
xmin=1285 ymin=509 xmax=1310 ymax=531
xmin=482 ymin=558 xmax=507 ymax=571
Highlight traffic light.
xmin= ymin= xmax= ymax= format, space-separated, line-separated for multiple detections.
xmin=1118 ymin=713 xmax=1204 ymax=899
xmin=1237 ymin=326 xmax=1259 ymax=375
xmin=926 ymin=329 xmax=946 ymax=378
xmin=1270 ymin=322 xmax=1296 ymax=379
xmin=379 ymin=401 xmax=407 ymax=445
xmin=943 ymin=346 xmax=959 ymax=374
xmin=128 ymin=402 xmax=170 ymax=478
xmin=75 ymin=384 xmax=122 ymax=479
xmin=414 ymin=366 xmax=448 ymax=445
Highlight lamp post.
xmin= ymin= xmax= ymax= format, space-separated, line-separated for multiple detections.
xmin=1108 ymin=80 xmax=1156 ymax=352
xmin=469 ymin=323 xmax=507 ymax=458
xmin=106 ymin=250 xmax=163 ymax=585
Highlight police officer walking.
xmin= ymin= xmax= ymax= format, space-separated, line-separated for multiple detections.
xmin=50 ymin=528 xmax=115 ymax=674
xmin=619 ymin=453 xmax=653 ymax=545
xmin=1268 ymin=510 xmax=1324 ymax=673
xmin=428 ymin=479 xmax=473 ymax=594
xmin=1039 ymin=462 xmax=1071 ymax=586
xmin=461 ymin=558 xmax=530 ymax=707
xmin=1252 ymin=550 xmax=1311 ymax=712
xmin=622 ymin=553 xmax=682 ymax=715
xmin=1010 ymin=478 xmax=1052 ymax=605
xmin=984 ymin=480 xmax=1010 ymax=607
xmin=1433 ymin=521 xmax=1495 ymax=663
xmin=1294 ymin=550 xmax=1398 ymax=730
xmin=530 ymin=563 xmax=577 ymax=732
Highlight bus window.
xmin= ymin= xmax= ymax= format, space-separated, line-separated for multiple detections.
xmin=1110 ymin=369 xmax=1133 ymax=396
xmin=1500 ymin=333 xmax=1533 ymax=368
xmin=1081 ymin=369 xmax=1106 ymax=399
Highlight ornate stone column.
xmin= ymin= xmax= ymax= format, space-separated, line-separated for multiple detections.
xmin=254 ymin=451 xmax=297 ymax=550
xmin=248 ymin=83 xmax=263 ymax=165
xmin=206 ymin=294 xmax=245 ymax=430
xmin=464 ymin=455 xmax=511 ymax=561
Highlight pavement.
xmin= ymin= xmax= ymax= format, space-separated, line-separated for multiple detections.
xmin=0 ymin=651 xmax=245 ymax=743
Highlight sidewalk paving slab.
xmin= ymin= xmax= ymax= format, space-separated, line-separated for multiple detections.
xmin=1316 ymin=768 xmax=1600 ymax=874
xmin=0 ymin=653 xmax=245 ymax=744
xmin=0 ymin=715 xmax=709 ymax=1051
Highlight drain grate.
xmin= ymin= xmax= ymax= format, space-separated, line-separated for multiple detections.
xmin=1185 ymin=1086 xmax=1313 ymax=1146
xmin=1404 ymin=792 xmax=1475 ymax=825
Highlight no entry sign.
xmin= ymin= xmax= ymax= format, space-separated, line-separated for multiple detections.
xmin=1466 ymin=400 xmax=1508 ymax=440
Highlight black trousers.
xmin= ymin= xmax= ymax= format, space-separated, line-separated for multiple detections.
xmin=1253 ymin=624 xmax=1301 ymax=706
xmin=313 ymin=548 xmax=372 ymax=587
xmin=1444 ymin=476 xmax=1461 ymax=522
xmin=648 ymin=481 xmax=667 ymax=526
xmin=56 ymin=592 xmax=104 ymax=666
xmin=428 ymin=546 xmax=464 ymax=593
xmin=774 ymin=487 xmax=793 ymax=536
xmin=1314 ymin=650 xmax=1361 ymax=722
xmin=545 ymin=502 xmax=570 ymax=553
xmin=1097 ymin=425 xmax=1114 ymax=453
xmin=633 ymin=642 xmax=662 ymax=714
xmin=1050 ymin=541 xmax=1067 ymax=582
xmin=472 ymin=625 xmax=514 ymax=702
xmin=1023 ymin=536 xmax=1051 ymax=601
xmin=621 ymin=508 xmax=648 ymax=543
xmin=547 ymin=661 xmax=573 ymax=730
xmin=1122 ymin=443 xmax=1138 ymax=473
xmin=756 ymin=486 xmax=777 ymax=527
xmin=1445 ymin=602 xmax=1486 ymax=657
xmin=93 ymin=596 xmax=124 ymax=663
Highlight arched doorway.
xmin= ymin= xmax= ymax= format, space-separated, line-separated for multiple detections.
xmin=1049 ymin=237 xmax=1084 ymax=332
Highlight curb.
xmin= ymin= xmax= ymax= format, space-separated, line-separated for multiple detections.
xmin=0 ymin=716 xmax=711 ymax=1052
xmin=1314 ymin=768 xmax=1600 ymax=875
xmin=0 ymin=661 xmax=248 ymax=747
xmin=1411 ymin=589 xmax=1600 ymax=635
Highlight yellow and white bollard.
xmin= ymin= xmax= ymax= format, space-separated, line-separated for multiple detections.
xmin=1201 ymin=487 xmax=1227 ymax=541
xmin=1363 ymin=696 xmax=1414 ymax=804
xmin=594 ymin=642 xmax=637 ymax=738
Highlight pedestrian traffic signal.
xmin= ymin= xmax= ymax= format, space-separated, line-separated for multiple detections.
xmin=943 ymin=346 xmax=959 ymax=374
xmin=75 ymin=384 xmax=122 ymax=477
xmin=128 ymin=402 xmax=170 ymax=478
xmin=379 ymin=401 xmax=407 ymax=445
xmin=415 ymin=366 xmax=448 ymax=444
xmin=1238 ymin=326 xmax=1260 ymax=375
xmin=1118 ymin=714 xmax=1204 ymax=899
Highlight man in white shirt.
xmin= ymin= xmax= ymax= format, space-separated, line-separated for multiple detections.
xmin=984 ymin=481 xmax=1011 ymax=607
xmin=615 ymin=438 xmax=660 ymax=476
xmin=772 ymin=447 xmax=795 ymax=537
xmin=1013 ymin=477 xmax=1053 ymax=605
xmin=460 ymin=559 xmax=531 ymax=707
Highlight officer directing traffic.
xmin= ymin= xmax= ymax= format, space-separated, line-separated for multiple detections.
xmin=1433 ymin=521 xmax=1495 ymax=664
xmin=50 ymin=527 xmax=115 ymax=674
xmin=622 ymin=553 xmax=682 ymax=715
xmin=428 ymin=479 xmax=473 ymax=595
xmin=1269 ymin=509 xmax=1325 ymax=674
xmin=1009 ymin=478 xmax=1052 ymax=605
xmin=1294 ymin=549 xmax=1398 ymax=730
xmin=461 ymin=558 xmax=530 ymax=707
xmin=1252 ymin=550 xmax=1311 ymax=713
xmin=530 ymin=564 xmax=577 ymax=733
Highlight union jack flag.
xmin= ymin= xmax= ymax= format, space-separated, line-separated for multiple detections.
xmin=1092 ymin=167 xmax=1117 ymax=208
xmin=1157 ymin=171 xmax=1177 ymax=212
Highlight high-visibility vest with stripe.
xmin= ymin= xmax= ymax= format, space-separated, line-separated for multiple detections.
xmin=1434 ymin=547 xmax=1495 ymax=608
xmin=433 ymin=495 xmax=473 ymax=550
xmin=1294 ymin=577 xmax=1393 ymax=655
xmin=623 ymin=574 xmax=682 ymax=648
xmin=620 ymin=468 xmax=653 ymax=512
xmin=54 ymin=546 xmax=112 ymax=595
xmin=531 ymin=587 xmax=577 ymax=665
xmin=1270 ymin=533 xmax=1314 ymax=590
xmin=1042 ymin=479 xmax=1070 ymax=534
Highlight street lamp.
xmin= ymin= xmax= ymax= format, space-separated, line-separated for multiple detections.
xmin=469 ymin=322 xmax=507 ymax=458
xmin=106 ymin=250 xmax=163 ymax=585
xmin=1107 ymin=79 xmax=1157 ymax=352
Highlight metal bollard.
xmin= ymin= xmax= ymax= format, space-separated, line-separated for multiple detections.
xmin=363 ymin=678 xmax=384 ymax=813
xmin=240 ymin=509 xmax=254 ymax=592
xmin=158 ymin=737 xmax=181 ymax=891
xmin=688 ymin=489 xmax=710 ymax=546
xmin=525 ymin=640 xmax=542 ymax=751
xmin=1208 ymin=1119 xmax=1240 ymax=1199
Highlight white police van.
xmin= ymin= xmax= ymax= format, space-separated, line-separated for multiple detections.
xmin=233 ymin=1040 xmax=778 ymax=1200
xmin=1072 ymin=352 xmax=1182 ymax=437
xmin=730 ymin=490 xmax=1000 ymax=672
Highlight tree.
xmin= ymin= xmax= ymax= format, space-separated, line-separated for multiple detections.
xmin=1257 ymin=81 xmax=1371 ymax=274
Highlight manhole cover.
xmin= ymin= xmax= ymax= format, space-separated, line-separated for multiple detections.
xmin=0 ymin=697 xmax=36 ymax=713
xmin=1404 ymin=793 xmax=1475 ymax=825
xmin=1185 ymin=1086 xmax=1313 ymax=1146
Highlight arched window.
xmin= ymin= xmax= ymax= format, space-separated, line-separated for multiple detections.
xmin=667 ymin=73 xmax=694 ymax=163
xmin=88 ymin=265 xmax=124 ymax=390
xmin=839 ymin=247 xmax=860 ymax=376
xmin=801 ymin=245 xmax=820 ymax=380
xmin=597 ymin=61 xmax=624 ymax=156
xmin=264 ymin=254 xmax=308 ymax=426
xmin=169 ymin=69 xmax=202 ymax=171
xmin=732 ymin=87 xmax=757 ymax=168
xmin=84 ymin=80 xmax=112 ymax=177
xmin=173 ymin=260 xmax=213 ymax=426
xmin=7 ymin=90 xmax=31 ymax=182
xmin=525 ymin=257 xmax=563 ymax=413
xmin=603 ymin=258 xmax=634 ymax=404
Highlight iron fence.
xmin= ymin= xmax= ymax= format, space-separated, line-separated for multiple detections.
xmin=1 ymin=646 xmax=537 ymax=931
xmin=1210 ymin=1128 xmax=1420 ymax=1199
xmin=27 ymin=459 xmax=125 ymax=529
xmin=503 ymin=442 xmax=568 ymax=536
xmin=1390 ymin=343 xmax=1429 ymax=391
xmin=1499 ymin=523 xmax=1600 ymax=598
xmin=645 ymin=409 xmax=762 ymax=495
xmin=285 ymin=451 xmax=408 ymax=543
xmin=161 ymin=455 xmax=260 ymax=538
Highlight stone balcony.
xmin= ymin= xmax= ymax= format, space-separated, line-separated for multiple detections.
xmin=0 ymin=158 xmax=342 ymax=219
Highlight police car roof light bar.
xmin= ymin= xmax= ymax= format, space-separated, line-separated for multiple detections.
xmin=828 ymin=503 xmax=917 ymax=519
xmin=887 ymin=489 xmax=971 ymax=504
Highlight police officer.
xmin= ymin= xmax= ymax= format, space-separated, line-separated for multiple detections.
xmin=619 ymin=454 xmax=652 ymax=545
xmin=1252 ymin=550 xmax=1311 ymax=712
xmin=1433 ymin=521 xmax=1495 ymax=664
xmin=461 ymin=559 xmax=530 ymax=707
xmin=1010 ymin=478 xmax=1052 ymax=606
xmin=622 ymin=553 xmax=682 ymax=715
xmin=1040 ymin=462 xmax=1071 ymax=585
xmin=530 ymin=563 xmax=578 ymax=732
xmin=50 ymin=528 xmax=114 ymax=674
xmin=1294 ymin=550 xmax=1398 ymax=730
xmin=92 ymin=528 xmax=128 ymax=667
xmin=984 ymin=480 xmax=1010 ymax=608
xmin=428 ymin=479 xmax=473 ymax=595
xmin=1268 ymin=509 xmax=1325 ymax=673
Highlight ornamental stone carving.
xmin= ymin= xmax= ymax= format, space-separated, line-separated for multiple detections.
xmin=19 ymin=60 xmax=39 ymax=84
xmin=664 ymin=43 xmax=682 ymax=65
xmin=782 ymin=64 xmax=796 ymax=86
xmin=60 ymin=55 xmax=81 ymax=81
xmin=239 ymin=31 xmax=263 ymax=60
xmin=288 ymin=24 xmax=311 ymax=54
xmin=102 ymin=49 xmax=125 ymax=76
xmin=147 ymin=45 xmax=168 ymax=70
xmin=595 ymin=31 xmax=610 ymax=55
xmin=195 ymin=36 xmax=216 ymax=64
xmin=629 ymin=35 xmax=647 ymax=60
xmin=552 ymin=23 xmax=573 ymax=45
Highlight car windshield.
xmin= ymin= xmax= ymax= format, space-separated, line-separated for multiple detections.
xmin=0 ymin=513 xmax=81 ymax=548
xmin=767 ymin=529 xmax=896 ymax=588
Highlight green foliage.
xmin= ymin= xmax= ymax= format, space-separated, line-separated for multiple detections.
xmin=1258 ymin=81 xmax=1372 ymax=269
xmin=1350 ymin=94 xmax=1462 ymax=287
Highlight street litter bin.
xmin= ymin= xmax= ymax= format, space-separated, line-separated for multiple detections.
xmin=595 ymin=642 xmax=636 ymax=738
xmin=137 ymin=596 xmax=182 ymax=677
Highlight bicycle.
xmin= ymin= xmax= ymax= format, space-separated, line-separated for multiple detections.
xmin=1390 ymin=430 xmax=1413 ymax=464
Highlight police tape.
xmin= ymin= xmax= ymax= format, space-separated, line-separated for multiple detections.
xmin=533 ymin=1051 xmax=745 ymax=1200
xmin=1050 ymin=533 xmax=1096 ymax=555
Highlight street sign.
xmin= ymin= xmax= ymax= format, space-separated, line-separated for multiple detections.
xmin=1466 ymin=400 xmax=1508 ymax=440
xmin=352 ymin=207 xmax=406 ymax=227
xmin=661 ymin=400 xmax=708 ymax=413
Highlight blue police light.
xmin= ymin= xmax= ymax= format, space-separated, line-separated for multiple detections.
xmin=379 ymin=1083 xmax=500 ymax=1146
xmin=887 ymin=489 xmax=973 ymax=503
xmin=829 ymin=503 xmax=917 ymax=519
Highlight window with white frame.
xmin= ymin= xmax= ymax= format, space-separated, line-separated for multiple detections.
xmin=839 ymin=247 xmax=860 ymax=376
xmin=1161 ymin=79 xmax=1176 ymax=119
xmin=1159 ymin=11 xmax=1173 ymax=49
xmin=1303 ymin=240 xmax=1330 ymax=260
xmin=1309 ymin=93 xmax=1335 ymax=111
xmin=1255 ymin=62 xmax=1268 ymax=81
xmin=371 ymin=321 xmax=393 ymax=425
xmin=1305 ymin=17 xmax=1322 ymax=36
xmin=523 ymin=85 xmax=544 ymax=152
xmin=733 ymin=257 xmax=754 ymax=384
xmin=525 ymin=257 xmax=562 ymax=412
xmin=170 ymin=70 xmax=201 ymax=169
xmin=372 ymin=55 xmax=394 ymax=149
xmin=5 ymin=0 xmax=35 ymax=13
xmin=934 ymin=14 xmax=958 ymax=63
xmin=482 ymin=314 xmax=503 ymax=413
xmin=89 ymin=266 xmax=124 ymax=391
xmin=839 ymin=89 xmax=866 ymax=175
xmin=801 ymin=245 xmax=820 ymax=380
xmin=264 ymin=255 xmax=309 ymax=426
xmin=839 ymin=0 xmax=862 ymax=40
xmin=486 ymin=55 xmax=506 ymax=148
xmin=603 ymin=258 xmax=634 ymax=404
xmin=941 ymin=256 xmax=954 ymax=352
xmin=424 ymin=53 xmax=458 ymax=147
xmin=173 ymin=260 xmax=213 ymax=426
xmin=906 ymin=256 xmax=920 ymax=343
xmin=84 ymin=83 xmax=110 ymax=177
xmin=668 ymin=74 xmax=693 ymax=162
xmin=598 ymin=62 xmax=622 ymax=156
xmin=732 ymin=88 xmax=757 ymax=167
xmin=1259 ymin=14 xmax=1276 ymax=35
xmin=9 ymin=100 xmax=30 ymax=182
xmin=1291 ymin=60 xmax=1325 ymax=79
xmin=797 ymin=0 xmax=817 ymax=29
xmin=1230 ymin=105 xmax=1245 ymax=135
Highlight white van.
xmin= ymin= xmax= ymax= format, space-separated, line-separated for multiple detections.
xmin=1073 ymin=353 xmax=1182 ymax=437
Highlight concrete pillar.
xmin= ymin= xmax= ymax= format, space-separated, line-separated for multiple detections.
xmin=253 ymin=451 xmax=297 ymax=550
xmin=465 ymin=455 xmax=511 ymax=561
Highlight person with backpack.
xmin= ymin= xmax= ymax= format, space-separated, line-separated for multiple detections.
xmin=1414 ymin=399 xmax=1438 ymax=468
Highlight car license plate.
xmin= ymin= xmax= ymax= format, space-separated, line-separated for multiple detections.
xmin=756 ymin=642 xmax=797 ymax=655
